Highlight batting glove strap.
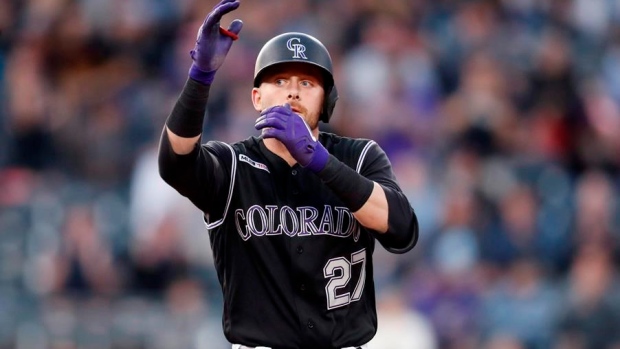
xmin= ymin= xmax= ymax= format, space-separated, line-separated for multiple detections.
xmin=188 ymin=64 xmax=217 ymax=85
xmin=316 ymin=155 xmax=374 ymax=212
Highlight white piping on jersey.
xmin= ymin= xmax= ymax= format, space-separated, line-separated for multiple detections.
xmin=205 ymin=142 xmax=237 ymax=230
xmin=356 ymin=140 xmax=376 ymax=173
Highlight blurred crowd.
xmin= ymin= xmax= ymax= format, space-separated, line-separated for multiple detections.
xmin=1 ymin=0 xmax=620 ymax=348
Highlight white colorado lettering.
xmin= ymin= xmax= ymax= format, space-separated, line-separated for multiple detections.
xmin=234 ymin=205 xmax=360 ymax=241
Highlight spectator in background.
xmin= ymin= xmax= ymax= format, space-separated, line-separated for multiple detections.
xmin=339 ymin=8 xmax=440 ymax=153
xmin=440 ymin=50 xmax=518 ymax=157
xmin=150 ymin=277 xmax=228 ymax=349
xmin=52 ymin=202 xmax=122 ymax=295
xmin=554 ymin=243 xmax=620 ymax=349
xmin=484 ymin=335 xmax=528 ymax=349
xmin=3 ymin=36 xmax=55 ymax=170
xmin=480 ymin=183 xmax=569 ymax=276
xmin=522 ymin=27 xmax=586 ymax=171
xmin=580 ymin=77 xmax=620 ymax=171
xmin=128 ymin=143 xmax=218 ymax=295
xmin=571 ymin=169 xmax=619 ymax=251
xmin=479 ymin=256 xmax=560 ymax=349
xmin=410 ymin=185 xmax=482 ymax=349
xmin=368 ymin=286 xmax=438 ymax=349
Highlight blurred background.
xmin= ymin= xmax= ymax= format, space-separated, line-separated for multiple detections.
xmin=1 ymin=0 xmax=620 ymax=348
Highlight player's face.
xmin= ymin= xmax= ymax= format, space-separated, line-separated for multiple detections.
xmin=252 ymin=63 xmax=325 ymax=130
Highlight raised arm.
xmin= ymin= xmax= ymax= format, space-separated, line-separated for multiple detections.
xmin=158 ymin=0 xmax=242 ymax=212
xmin=164 ymin=0 xmax=243 ymax=154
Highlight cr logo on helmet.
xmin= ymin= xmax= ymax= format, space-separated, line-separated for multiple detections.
xmin=286 ymin=38 xmax=308 ymax=59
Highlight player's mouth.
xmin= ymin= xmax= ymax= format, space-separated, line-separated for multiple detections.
xmin=289 ymin=103 xmax=305 ymax=115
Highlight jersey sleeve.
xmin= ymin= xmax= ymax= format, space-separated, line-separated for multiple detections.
xmin=158 ymin=130 xmax=234 ymax=220
xmin=357 ymin=141 xmax=419 ymax=254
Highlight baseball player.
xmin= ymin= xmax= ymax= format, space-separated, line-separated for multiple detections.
xmin=158 ymin=1 xmax=419 ymax=348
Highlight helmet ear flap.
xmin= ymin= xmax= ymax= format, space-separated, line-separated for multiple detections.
xmin=321 ymin=84 xmax=338 ymax=123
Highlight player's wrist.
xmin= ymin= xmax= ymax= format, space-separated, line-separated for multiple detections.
xmin=316 ymin=155 xmax=374 ymax=212
xmin=189 ymin=63 xmax=217 ymax=85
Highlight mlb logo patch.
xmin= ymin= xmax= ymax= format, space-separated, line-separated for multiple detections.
xmin=239 ymin=154 xmax=270 ymax=173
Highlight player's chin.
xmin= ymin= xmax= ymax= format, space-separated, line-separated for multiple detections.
xmin=305 ymin=116 xmax=320 ymax=130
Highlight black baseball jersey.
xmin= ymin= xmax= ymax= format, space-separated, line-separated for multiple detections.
xmin=159 ymin=132 xmax=418 ymax=349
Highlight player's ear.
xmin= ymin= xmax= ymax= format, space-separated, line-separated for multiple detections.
xmin=251 ymin=87 xmax=262 ymax=112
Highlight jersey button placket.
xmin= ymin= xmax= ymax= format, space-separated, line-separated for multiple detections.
xmin=290 ymin=168 xmax=300 ymax=195
xmin=297 ymin=246 xmax=305 ymax=291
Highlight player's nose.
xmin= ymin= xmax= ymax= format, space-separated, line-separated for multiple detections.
xmin=286 ymin=77 xmax=301 ymax=100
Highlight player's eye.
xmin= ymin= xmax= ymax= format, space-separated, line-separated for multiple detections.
xmin=300 ymin=80 xmax=313 ymax=87
xmin=275 ymin=78 xmax=287 ymax=86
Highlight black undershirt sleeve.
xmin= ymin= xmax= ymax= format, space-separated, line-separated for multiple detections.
xmin=158 ymin=78 xmax=230 ymax=215
xmin=165 ymin=78 xmax=211 ymax=138
xmin=352 ymin=143 xmax=419 ymax=253
xmin=316 ymin=155 xmax=375 ymax=212
xmin=379 ymin=186 xmax=419 ymax=253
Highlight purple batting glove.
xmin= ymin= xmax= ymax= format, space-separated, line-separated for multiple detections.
xmin=255 ymin=104 xmax=329 ymax=172
xmin=189 ymin=0 xmax=243 ymax=85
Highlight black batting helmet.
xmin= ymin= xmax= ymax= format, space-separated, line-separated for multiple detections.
xmin=253 ymin=32 xmax=339 ymax=123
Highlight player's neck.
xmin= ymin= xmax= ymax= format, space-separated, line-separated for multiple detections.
xmin=263 ymin=138 xmax=297 ymax=167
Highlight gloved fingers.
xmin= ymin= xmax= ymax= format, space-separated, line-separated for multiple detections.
xmin=211 ymin=0 xmax=238 ymax=10
xmin=254 ymin=115 xmax=266 ymax=129
xmin=204 ymin=0 xmax=240 ymax=31
xmin=260 ymin=104 xmax=292 ymax=117
xmin=260 ymin=128 xmax=283 ymax=140
xmin=211 ymin=0 xmax=241 ymax=15
xmin=255 ymin=114 xmax=286 ymax=130
xmin=227 ymin=19 xmax=244 ymax=36
xmin=293 ymin=114 xmax=315 ymax=139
